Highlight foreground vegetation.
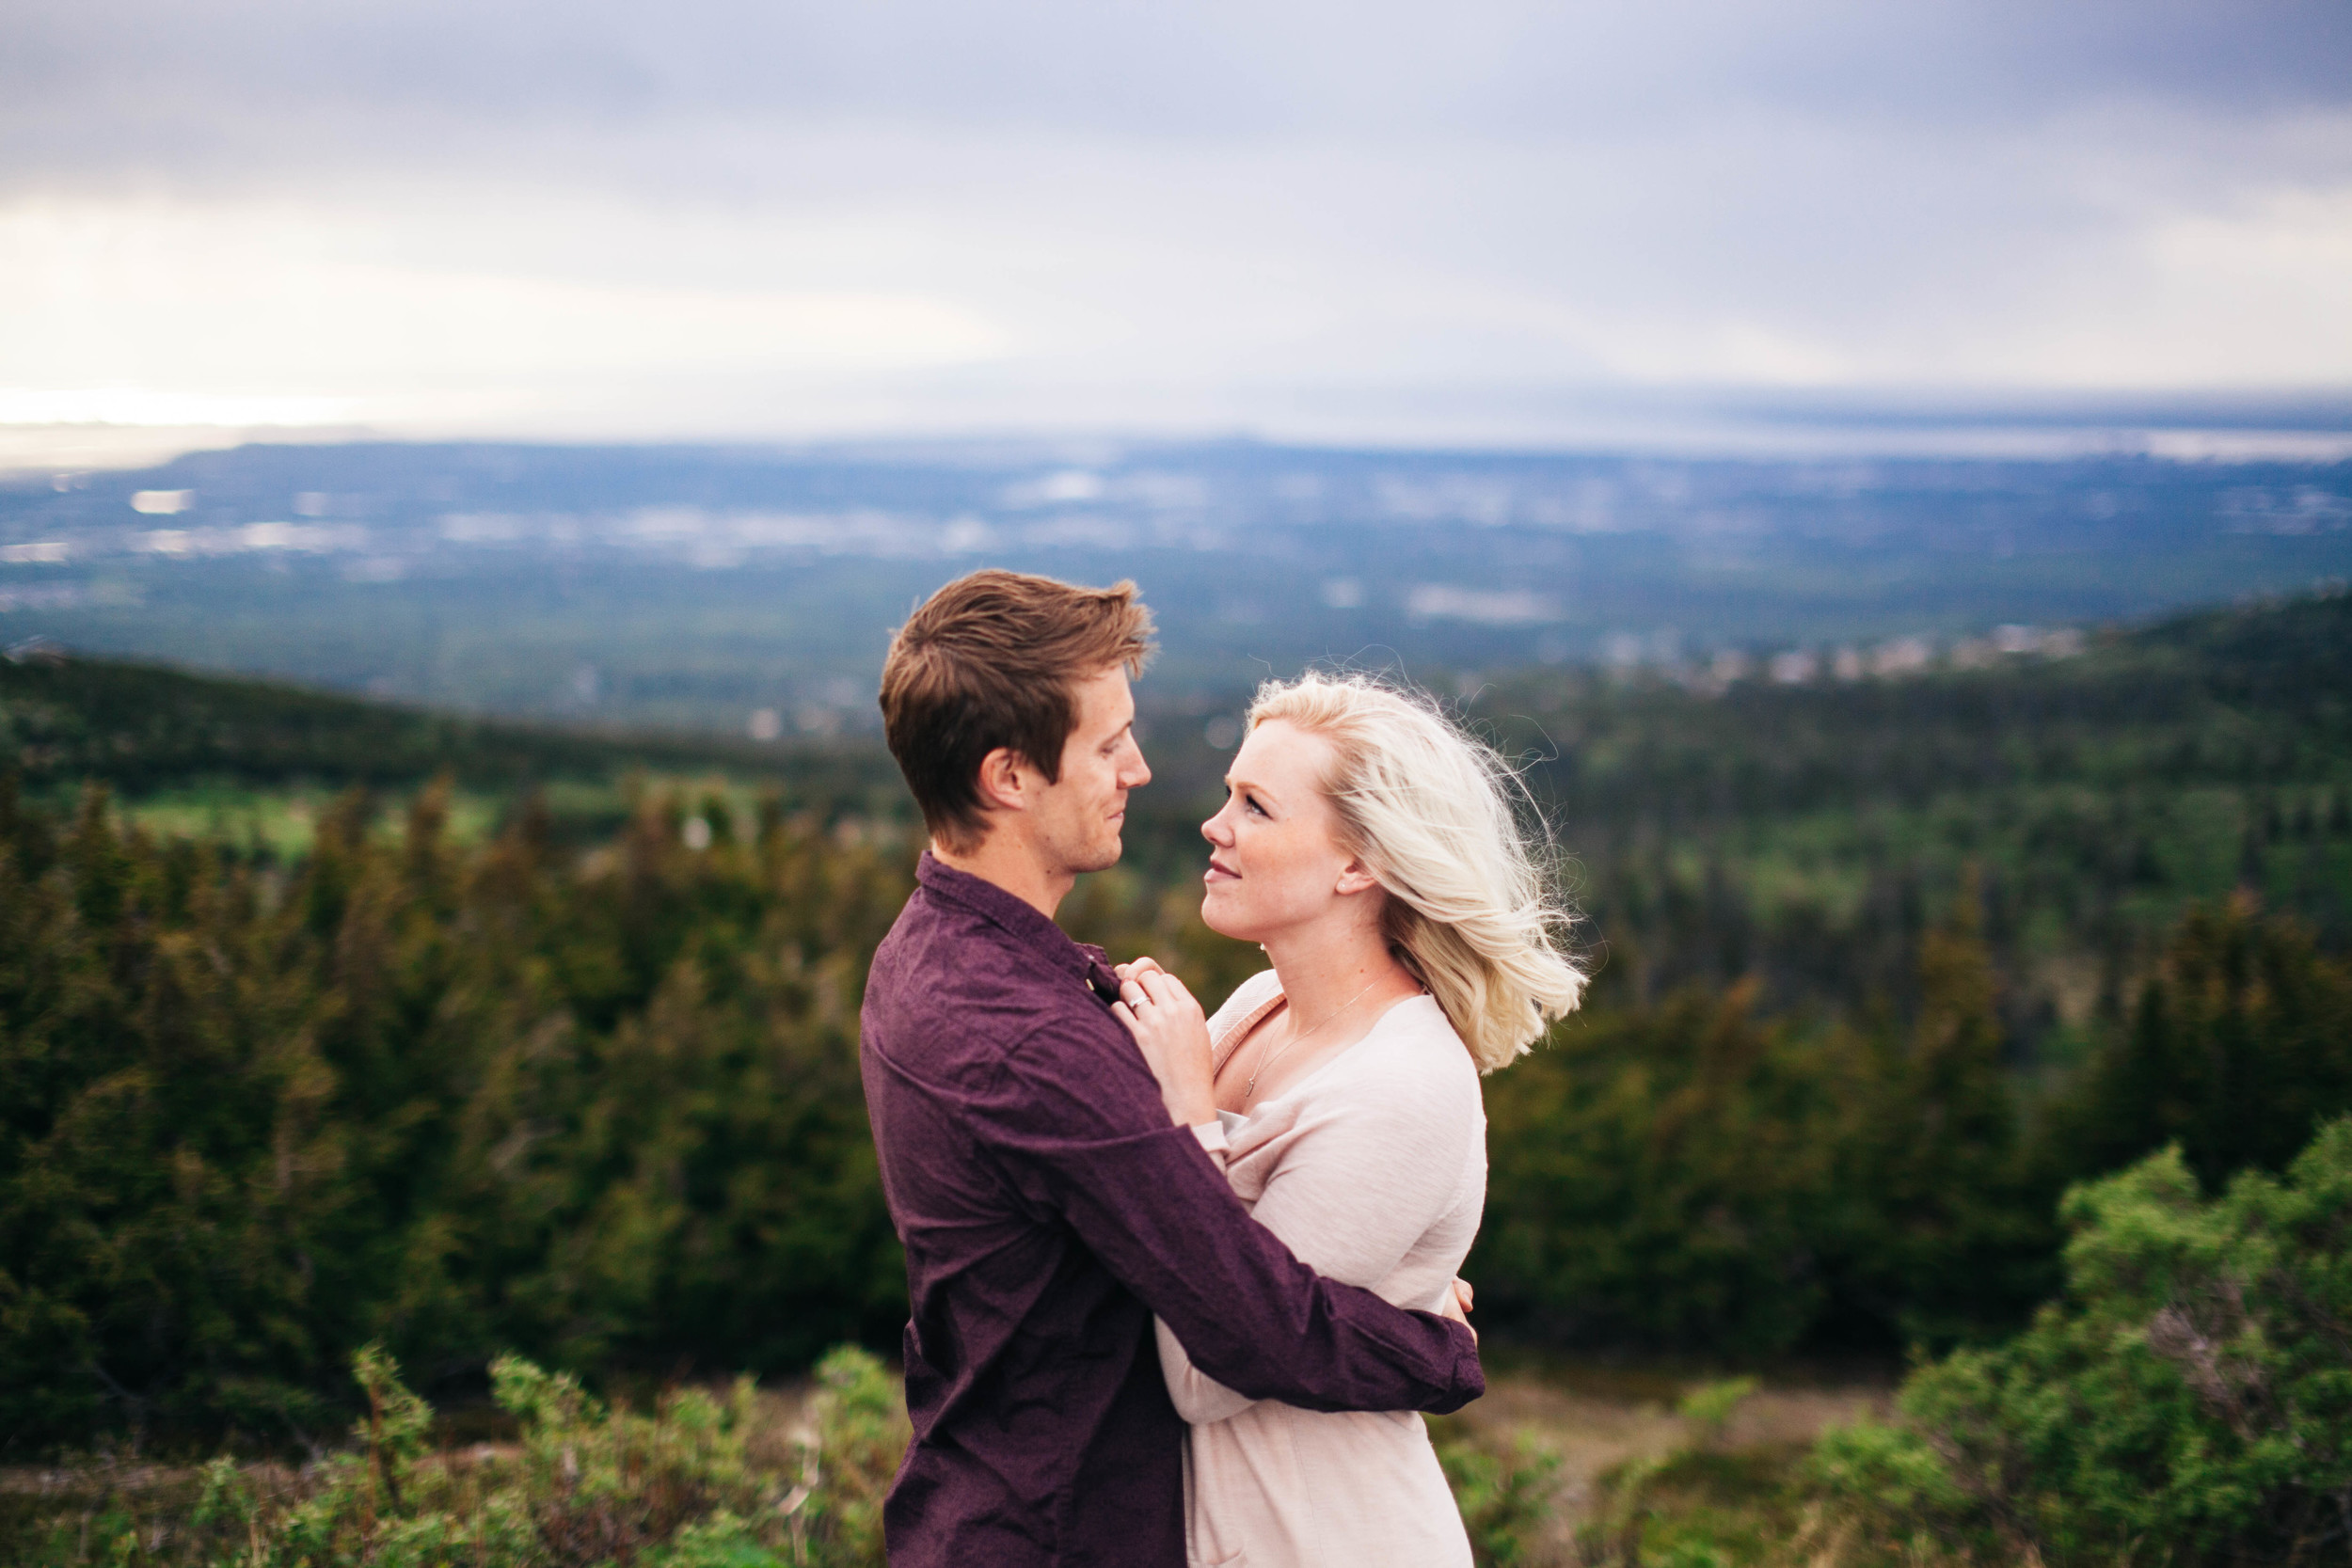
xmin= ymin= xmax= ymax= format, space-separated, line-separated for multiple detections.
xmin=8 ymin=1345 xmax=908 ymax=1568
xmin=15 ymin=1121 xmax=2350 ymax=1565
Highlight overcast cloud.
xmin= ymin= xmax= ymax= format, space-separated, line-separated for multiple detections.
xmin=3 ymin=0 xmax=2347 ymax=448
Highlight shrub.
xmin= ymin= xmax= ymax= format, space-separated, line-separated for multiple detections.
xmin=783 ymin=1347 xmax=908 ymax=1568
xmin=15 ymin=1342 xmax=911 ymax=1567
xmin=1816 ymin=1117 xmax=2352 ymax=1565
xmin=1429 ymin=1415 xmax=1565 ymax=1567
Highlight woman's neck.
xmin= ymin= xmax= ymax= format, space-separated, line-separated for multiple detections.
xmin=1261 ymin=919 xmax=1420 ymax=1025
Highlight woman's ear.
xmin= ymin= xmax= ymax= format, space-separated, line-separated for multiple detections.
xmin=1334 ymin=859 xmax=1383 ymax=897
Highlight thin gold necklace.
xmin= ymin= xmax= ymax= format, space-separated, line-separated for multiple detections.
xmin=1242 ymin=976 xmax=1382 ymax=1101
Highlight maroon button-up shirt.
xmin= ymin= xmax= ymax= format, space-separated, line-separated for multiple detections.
xmin=859 ymin=853 xmax=1485 ymax=1568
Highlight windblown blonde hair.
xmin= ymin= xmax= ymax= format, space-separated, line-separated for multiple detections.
xmin=1248 ymin=672 xmax=1585 ymax=1071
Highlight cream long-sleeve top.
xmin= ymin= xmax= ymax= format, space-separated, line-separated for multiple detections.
xmin=1157 ymin=968 xmax=1486 ymax=1568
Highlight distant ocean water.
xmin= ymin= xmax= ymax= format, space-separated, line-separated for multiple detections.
xmin=5 ymin=387 xmax=2350 ymax=477
xmin=1223 ymin=386 xmax=2352 ymax=463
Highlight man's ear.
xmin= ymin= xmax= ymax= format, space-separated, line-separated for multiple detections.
xmin=973 ymin=746 xmax=1031 ymax=815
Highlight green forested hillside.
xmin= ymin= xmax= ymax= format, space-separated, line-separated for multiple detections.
xmin=0 ymin=649 xmax=901 ymax=834
xmin=1483 ymin=591 xmax=2352 ymax=1039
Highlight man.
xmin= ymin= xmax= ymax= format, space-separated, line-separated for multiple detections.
xmin=860 ymin=569 xmax=1484 ymax=1567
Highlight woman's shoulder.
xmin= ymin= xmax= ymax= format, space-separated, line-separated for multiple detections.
xmin=1327 ymin=1001 xmax=1468 ymax=1100
xmin=1288 ymin=998 xmax=1481 ymax=1168
xmin=1354 ymin=996 xmax=1482 ymax=1099
xmin=1206 ymin=967 xmax=1284 ymax=1037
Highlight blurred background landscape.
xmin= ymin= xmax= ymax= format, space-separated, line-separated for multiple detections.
xmin=5 ymin=0 xmax=2352 ymax=1561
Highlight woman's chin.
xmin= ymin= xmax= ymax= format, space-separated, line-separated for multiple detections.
xmin=1199 ymin=891 xmax=1251 ymax=943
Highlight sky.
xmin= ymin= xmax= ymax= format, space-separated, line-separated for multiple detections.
xmin=3 ymin=0 xmax=2349 ymax=454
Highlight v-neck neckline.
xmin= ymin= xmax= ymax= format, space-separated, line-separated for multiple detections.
xmin=1214 ymin=980 xmax=1425 ymax=1114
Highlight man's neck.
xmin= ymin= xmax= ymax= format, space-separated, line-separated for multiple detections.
xmin=931 ymin=833 xmax=1073 ymax=921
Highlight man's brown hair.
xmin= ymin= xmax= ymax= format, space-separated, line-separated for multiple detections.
xmin=880 ymin=570 xmax=1155 ymax=853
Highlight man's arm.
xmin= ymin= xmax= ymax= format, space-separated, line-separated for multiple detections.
xmin=1157 ymin=1066 xmax=1479 ymax=1422
xmin=972 ymin=1017 xmax=1483 ymax=1417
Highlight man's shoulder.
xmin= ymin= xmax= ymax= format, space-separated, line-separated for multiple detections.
xmin=865 ymin=887 xmax=1115 ymax=1066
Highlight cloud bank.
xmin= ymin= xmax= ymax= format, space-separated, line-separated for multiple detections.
xmin=3 ymin=0 xmax=2347 ymax=445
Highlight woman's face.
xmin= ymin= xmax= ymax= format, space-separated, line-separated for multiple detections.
xmin=1200 ymin=719 xmax=1373 ymax=943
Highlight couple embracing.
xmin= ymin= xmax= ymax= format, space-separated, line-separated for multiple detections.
xmin=859 ymin=569 xmax=1586 ymax=1567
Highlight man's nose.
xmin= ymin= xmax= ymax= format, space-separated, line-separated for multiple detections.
xmin=1120 ymin=739 xmax=1151 ymax=787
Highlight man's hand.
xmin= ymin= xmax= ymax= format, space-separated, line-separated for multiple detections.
xmin=1110 ymin=961 xmax=1217 ymax=1128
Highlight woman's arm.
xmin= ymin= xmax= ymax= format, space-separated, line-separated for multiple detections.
xmin=1157 ymin=1315 xmax=1260 ymax=1424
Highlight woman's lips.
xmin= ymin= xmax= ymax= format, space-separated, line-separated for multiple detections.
xmin=1204 ymin=857 xmax=1239 ymax=881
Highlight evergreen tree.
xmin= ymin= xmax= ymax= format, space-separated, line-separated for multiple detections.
xmin=1871 ymin=876 xmax=2052 ymax=1342
xmin=2052 ymin=896 xmax=2352 ymax=1191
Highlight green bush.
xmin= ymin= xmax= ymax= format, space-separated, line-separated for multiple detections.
xmin=1815 ymin=1117 xmax=2352 ymax=1564
xmin=1430 ymin=1415 xmax=1565 ymax=1567
xmin=18 ymin=1343 xmax=908 ymax=1568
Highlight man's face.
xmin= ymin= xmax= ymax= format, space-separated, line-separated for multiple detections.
xmin=1030 ymin=665 xmax=1152 ymax=878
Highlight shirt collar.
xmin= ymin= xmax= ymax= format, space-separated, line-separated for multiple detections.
xmin=916 ymin=849 xmax=1122 ymax=1004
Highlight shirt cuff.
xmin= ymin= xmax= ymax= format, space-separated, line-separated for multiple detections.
xmin=1187 ymin=1120 xmax=1231 ymax=1166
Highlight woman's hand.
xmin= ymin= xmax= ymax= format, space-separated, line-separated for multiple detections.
xmin=1110 ymin=961 xmax=1217 ymax=1128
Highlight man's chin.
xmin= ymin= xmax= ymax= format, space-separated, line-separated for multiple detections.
xmin=1073 ymin=833 xmax=1125 ymax=875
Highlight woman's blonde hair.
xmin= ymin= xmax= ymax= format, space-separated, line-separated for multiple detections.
xmin=1248 ymin=671 xmax=1585 ymax=1071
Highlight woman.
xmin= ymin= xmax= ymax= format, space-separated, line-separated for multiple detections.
xmin=1111 ymin=671 xmax=1586 ymax=1568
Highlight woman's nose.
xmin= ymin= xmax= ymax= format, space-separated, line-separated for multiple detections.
xmin=1201 ymin=809 xmax=1232 ymax=845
